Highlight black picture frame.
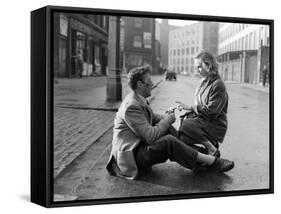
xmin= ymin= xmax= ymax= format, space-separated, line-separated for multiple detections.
xmin=31 ymin=5 xmax=274 ymax=208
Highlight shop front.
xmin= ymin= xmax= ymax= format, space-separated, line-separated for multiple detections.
xmin=53 ymin=13 xmax=109 ymax=78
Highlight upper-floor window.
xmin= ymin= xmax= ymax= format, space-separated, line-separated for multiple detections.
xmin=134 ymin=18 xmax=142 ymax=28
xmin=133 ymin=35 xmax=142 ymax=48
xmin=102 ymin=16 xmax=107 ymax=29
xmin=191 ymin=47 xmax=195 ymax=54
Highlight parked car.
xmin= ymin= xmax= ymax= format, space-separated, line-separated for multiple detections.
xmin=165 ymin=70 xmax=177 ymax=81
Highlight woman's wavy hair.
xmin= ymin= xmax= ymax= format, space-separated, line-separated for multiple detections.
xmin=195 ymin=50 xmax=219 ymax=76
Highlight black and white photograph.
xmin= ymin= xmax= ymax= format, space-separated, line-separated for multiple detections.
xmin=48 ymin=7 xmax=273 ymax=205
xmin=3 ymin=0 xmax=281 ymax=212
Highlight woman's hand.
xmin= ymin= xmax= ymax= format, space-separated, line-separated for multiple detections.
xmin=175 ymin=101 xmax=192 ymax=111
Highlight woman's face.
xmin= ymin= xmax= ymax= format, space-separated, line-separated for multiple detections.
xmin=195 ymin=59 xmax=210 ymax=78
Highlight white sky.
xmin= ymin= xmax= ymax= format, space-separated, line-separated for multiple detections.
xmin=168 ymin=19 xmax=197 ymax=26
xmin=156 ymin=18 xmax=197 ymax=26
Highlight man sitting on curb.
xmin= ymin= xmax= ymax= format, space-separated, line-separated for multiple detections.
xmin=106 ymin=65 xmax=234 ymax=180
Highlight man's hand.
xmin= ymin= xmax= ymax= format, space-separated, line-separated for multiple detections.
xmin=175 ymin=101 xmax=192 ymax=111
xmin=164 ymin=112 xmax=176 ymax=124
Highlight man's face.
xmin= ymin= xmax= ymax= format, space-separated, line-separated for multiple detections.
xmin=195 ymin=59 xmax=209 ymax=78
xmin=140 ymin=73 xmax=153 ymax=98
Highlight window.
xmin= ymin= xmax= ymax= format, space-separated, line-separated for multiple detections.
xmin=102 ymin=16 xmax=107 ymax=29
xmin=253 ymin=31 xmax=257 ymax=49
xmin=245 ymin=35 xmax=248 ymax=49
xmin=133 ymin=36 xmax=142 ymax=48
xmin=191 ymin=59 xmax=194 ymax=65
xmin=186 ymin=48 xmax=190 ymax=55
xmin=249 ymin=33 xmax=253 ymax=49
xmin=238 ymin=38 xmax=241 ymax=50
xmin=191 ymin=47 xmax=195 ymax=54
xmin=134 ymin=18 xmax=142 ymax=28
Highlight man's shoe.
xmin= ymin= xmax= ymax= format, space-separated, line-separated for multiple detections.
xmin=209 ymin=158 xmax=234 ymax=172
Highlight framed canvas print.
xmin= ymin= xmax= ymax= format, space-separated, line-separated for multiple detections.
xmin=31 ymin=5 xmax=274 ymax=207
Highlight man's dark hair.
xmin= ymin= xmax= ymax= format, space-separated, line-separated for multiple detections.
xmin=128 ymin=65 xmax=151 ymax=90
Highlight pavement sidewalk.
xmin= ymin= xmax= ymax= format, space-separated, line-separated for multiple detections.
xmin=225 ymin=80 xmax=270 ymax=93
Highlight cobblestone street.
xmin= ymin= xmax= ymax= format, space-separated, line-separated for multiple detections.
xmin=54 ymin=107 xmax=115 ymax=178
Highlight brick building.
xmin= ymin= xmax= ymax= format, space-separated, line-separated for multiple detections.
xmin=122 ymin=17 xmax=157 ymax=73
xmin=53 ymin=13 xmax=109 ymax=77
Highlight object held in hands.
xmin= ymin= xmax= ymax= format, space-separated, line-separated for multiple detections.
xmin=165 ymin=106 xmax=177 ymax=114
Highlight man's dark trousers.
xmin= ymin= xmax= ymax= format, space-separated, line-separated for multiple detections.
xmin=134 ymin=133 xmax=198 ymax=172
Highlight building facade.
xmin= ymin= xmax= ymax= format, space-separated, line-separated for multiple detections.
xmin=53 ymin=13 xmax=109 ymax=78
xmin=217 ymin=23 xmax=270 ymax=84
xmin=122 ymin=17 xmax=157 ymax=73
xmin=168 ymin=22 xmax=219 ymax=74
